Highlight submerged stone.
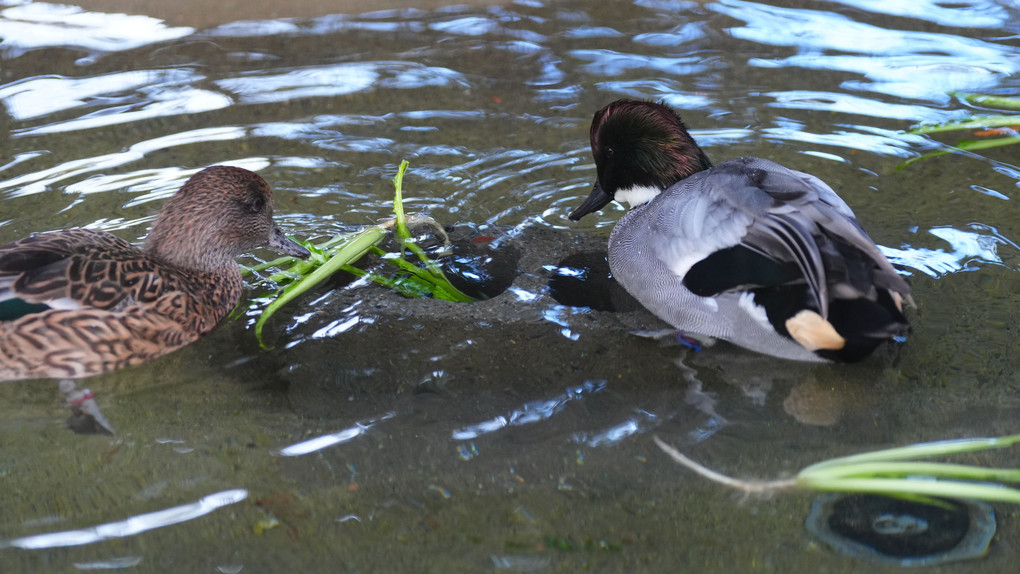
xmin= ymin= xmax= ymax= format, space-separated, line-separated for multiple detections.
xmin=806 ymin=494 xmax=995 ymax=567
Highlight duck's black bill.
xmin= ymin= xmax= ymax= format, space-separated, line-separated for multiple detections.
xmin=568 ymin=181 xmax=612 ymax=221
xmin=269 ymin=226 xmax=311 ymax=258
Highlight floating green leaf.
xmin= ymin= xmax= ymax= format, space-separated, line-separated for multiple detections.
xmin=247 ymin=161 xmax=475 ymax=346
xmin=254 ymin=226 xmax=388 ymax=344
xmin=897 ymin=135 xmax=1020 ymax=168
xmin=901 ymin=92 xmax=1020 ymax=168
xmin=907 ymin=114 xmax=1020 ymax=135
xmin=954 ymin=92 xmax=1020 ymax=110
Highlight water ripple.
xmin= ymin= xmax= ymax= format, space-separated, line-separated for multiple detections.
xmin=0 ymin=489 xmax=247 ymax=550
xmin=1 ymin=70 xmax=231 ymax=137
xmin=217 ymin=61 xmax=468 ymax=105
xmin=0 ymin=128 xmax=252 ymax=198
xmin=881 ymin=224 xmax=1019 ymax=277
xmin=0 ymin=3 xmax=193 ymax=57
xmin=762 ymin=123 xmax=916 ymax=157
xmin=573 ymin=409 xmax=660 ymax=447
xmin=452 ymin=380 xmax=607 ymax=441
xmin=766 ymin=90 xmax=971 ymax=123
xmin=206 ymin=12 xmax=424 ymax=37
xmin=714 ymin=0 xmax=1017 ymax=101
xmin=73 ymin=556 xmax=144 ymax=570
xmin=596 ymin=81 xmax=716 ymax=109
xmin=633 ymin=22 xmax=708 ymax=46
xmin=570 ymin=49 xmax=716 ymax=76
xmin=277 ymin=412 xmax=395 ymax=456
xmin=820 ymin=0 xmax=1013 ymax=29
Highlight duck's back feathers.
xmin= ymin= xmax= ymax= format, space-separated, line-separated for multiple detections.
xmin=0 ymin=228 xmax=242 ymax=381
xmin=681 ymin=158 xmax=908 ymax=301
xmin=1 ymin=230 xmax=146 ymax=311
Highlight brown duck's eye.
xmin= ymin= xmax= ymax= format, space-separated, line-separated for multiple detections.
xmin=247 ymin=196 xmax=266 ymax=213
xmin=605 ymin=146 xmax=615 ymax=158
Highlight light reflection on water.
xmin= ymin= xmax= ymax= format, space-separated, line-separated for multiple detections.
xmin=713 ymin=0 xmax=1017 ymax=102
xmin=451 ymin=380 xmax=607 ymax=441
xmin=216 ymin=62 xmax=469 ymax=105
xmin=0 ymin=489 xmax=248 ymax=550
xmin=882 ymin=223 xmax=1020 ymax=278
xmin=820 ymin=0 xmax=1014 ymax=29
xmin=0 ymin=0 xmax=1018 ymax=570
xmin=0 ymin=2 xmax=193 ymax=56
xmin=277 ymin=411 xmax=395 ymax=456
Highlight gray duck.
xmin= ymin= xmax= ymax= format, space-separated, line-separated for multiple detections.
xmin=569 ymin=100 xmax=912 ymax=362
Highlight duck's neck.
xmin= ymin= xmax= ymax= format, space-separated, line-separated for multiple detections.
xmin=616 ymin=184 xmax=662 ymax=209
xmin=622 ymin=141 xmax=712 ymax=209
xmin=146 ymin=226 xmax=238 ymax=274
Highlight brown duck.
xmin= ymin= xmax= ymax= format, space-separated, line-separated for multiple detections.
xmin=0 ymin=165 xmax=309 ymax=384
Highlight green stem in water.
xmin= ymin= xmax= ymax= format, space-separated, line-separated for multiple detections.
xmin=653 ymin=434 xmax=1020 ymax=506
xmin=907 ymin=114 xmax=1020 ymax=135
xmin=244 ymin=233 xmax=355 ymax=278
xmin=797 ymin=478 xmax=1020 ymax=505
xmin=802 ymin=434 xmax=1020 ymax=470
xmin=254 ymin=225 xmax=387 ymax=345
xmin=897 ymin=136 xmax=1020 ymax=168
xmin=392 ymin=160 xmax=413 ymax=247
xmin=954 ymin=92 xmax=1020 ymax=110
xmin=387 ymin=159 xmax=475 ymax=302
xmin=250 ymin=160 xmax=477 ymax=344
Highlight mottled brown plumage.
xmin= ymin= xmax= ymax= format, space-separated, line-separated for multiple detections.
xmin=0 ymin=165 xmax=309 ymax=381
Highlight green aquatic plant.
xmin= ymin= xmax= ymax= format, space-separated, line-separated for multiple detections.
xmin=654 ymin=434 xmax=1020 ymax=505
xmin=955 ymin=92 xmax=1020 ymax=111
xmin=245 ymin=160 xmax=475 ymax=344
xmin=900 ymin=92 xmax=1020 ymax=167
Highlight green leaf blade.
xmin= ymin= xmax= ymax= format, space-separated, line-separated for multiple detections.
xmin=955 ymin=92 xmax=1020 ymax=110
xmin=254 ymin=225 xmax=387 ymax=346
xmin=908 ymin=114 xmax=1020 ymax=134
xmin=803 ymin=435 xmax=1020 ymax=472
xmin=801 ymin=461 xmax=1020 ymax=484
xmin=798 ymin=477 xmax=1020 ymax=505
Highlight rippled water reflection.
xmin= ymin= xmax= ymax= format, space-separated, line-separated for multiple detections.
xmin=1 ymin=0 xmax=1018 ymax=571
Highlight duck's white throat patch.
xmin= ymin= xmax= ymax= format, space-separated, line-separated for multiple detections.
xmin=615 ymin=185 xmax=660 ymax=208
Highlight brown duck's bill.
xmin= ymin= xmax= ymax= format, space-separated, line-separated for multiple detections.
xmin=568 ymin=180 xmax=612 ymax=221
xmin=269 ymin=225 xmax=311 ymax=258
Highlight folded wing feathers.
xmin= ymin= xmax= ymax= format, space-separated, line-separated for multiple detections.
xmin=706 ymin=159 xmax=910 ymax=318
xmin=754 ymin=213 xmax=829 ymax=318
xmin=0 ymin=231 xmax=143 ymax=318
xmin=0 ymin=277 xmax=13 ymax=303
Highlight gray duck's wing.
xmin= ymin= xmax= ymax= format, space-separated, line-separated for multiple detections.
xmin=652 ymin=157 xmax=910 ymax=318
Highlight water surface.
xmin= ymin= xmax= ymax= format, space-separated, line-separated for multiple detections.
xmin=1 ymin=0 xmax=1018 ymax=571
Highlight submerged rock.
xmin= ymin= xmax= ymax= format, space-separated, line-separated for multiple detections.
xmin=806 ymin=493 xmax=996 ymax=567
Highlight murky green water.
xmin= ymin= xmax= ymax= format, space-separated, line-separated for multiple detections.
xmin=1 ymin=0 xmax=1018 ymax=571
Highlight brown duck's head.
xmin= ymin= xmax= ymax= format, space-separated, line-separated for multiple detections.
xmin=145 ymin=166 xmax=309 ymax=271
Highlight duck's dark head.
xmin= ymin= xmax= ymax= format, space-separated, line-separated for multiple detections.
xmin=569 ymin=100 xmax=712 ymax=221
